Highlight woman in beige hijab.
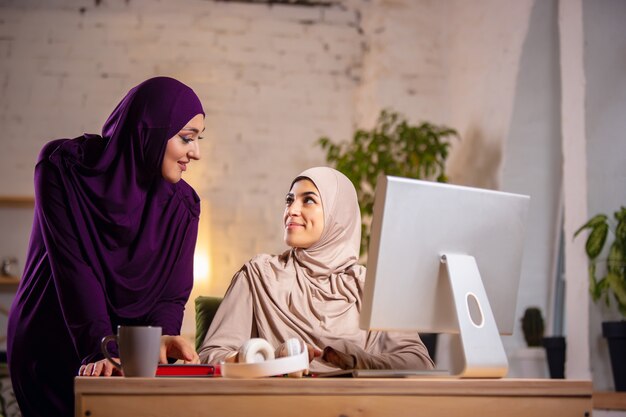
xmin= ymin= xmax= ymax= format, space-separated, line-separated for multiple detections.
xmin=198 ymin=167 xmax=434 ymax=372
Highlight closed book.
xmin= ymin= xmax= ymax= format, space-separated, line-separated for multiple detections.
xmin=156 ymin=364 xmax=220 ymax=377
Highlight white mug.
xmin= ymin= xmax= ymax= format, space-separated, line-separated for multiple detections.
xmin=101 ymin=325 xmax=162 ymax=377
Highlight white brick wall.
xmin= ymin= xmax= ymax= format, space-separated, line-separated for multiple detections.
xmin=0 ymin=0 xmax=553 ymax=357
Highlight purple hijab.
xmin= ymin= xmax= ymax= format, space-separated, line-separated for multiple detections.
xmin=47 ymin=77 xmax=204 ymax=318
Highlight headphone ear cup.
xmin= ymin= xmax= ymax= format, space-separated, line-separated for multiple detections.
xmin=284 ymin=338 xmax=306 ymax=378
xmin=238 ymin=338 xmax=275 ymax=363
xmin=285 ymin=338 xmax=303 ymax=357
xmin=222 ymin=338 xmax=309 ymax=378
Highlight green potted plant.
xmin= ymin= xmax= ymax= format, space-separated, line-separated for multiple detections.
xmin=521 ymin=307 xmax=545 ymax=347
xmin=574 ymin=206 xmax=626 ymax=391
xmin=509 ymin=307 xmax=549 ymax=378
xmin=317 ymin=109 xmax=459 ymax=255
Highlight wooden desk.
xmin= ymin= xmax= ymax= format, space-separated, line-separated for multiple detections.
xmin=75 ymin=377 xmax=592 ymax=417
xmin=594 ymin=391 xmax=626 ymax=411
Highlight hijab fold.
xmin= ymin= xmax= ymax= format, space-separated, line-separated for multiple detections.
xmin=44 ymin=77 xmax=204 ymax=318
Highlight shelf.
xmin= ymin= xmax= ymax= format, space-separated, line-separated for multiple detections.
xmin=594 ymin=391 xmax=626 ymax=410
xmin=0 ymin=276 xmax=20 ymax=289
xmin=0 ymin=196 xmax=35 ymax=208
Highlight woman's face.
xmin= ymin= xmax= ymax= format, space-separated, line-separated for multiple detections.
xmin=283 ymin=179 xmax=325 ymax=249
xmin=161 ymin=113 xmax=205 ymax=183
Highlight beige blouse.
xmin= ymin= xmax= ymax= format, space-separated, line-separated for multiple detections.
xmin=198 ymin=254 xmax=435 ymax=373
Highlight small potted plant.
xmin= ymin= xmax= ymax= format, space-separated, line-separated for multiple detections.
xmin=509 ymin=307 xmax=549 ymax=378
xmin=575 ymin=206 xmax=626 ymax=391
xmin=522 ymin=307 xmax=545 ymax=347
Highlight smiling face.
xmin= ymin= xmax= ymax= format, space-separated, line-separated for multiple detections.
xmin=161 ymin=113 xmax=205 ymax=183
xmin=283 ymin=179 xmax=325 ymax=249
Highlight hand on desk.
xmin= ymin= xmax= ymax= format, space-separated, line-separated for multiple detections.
xmin=306 ymin=343 xmax=323 ymax=363
xmin=78 ymin=358 xmax=122 ymax=377
xmin=322 ymin=346 xmax=357 ymax=370
xmin=160 ymin=335 xmax=199 ymax=364
xmin=79 ymin=335 xmax=198 ymax=377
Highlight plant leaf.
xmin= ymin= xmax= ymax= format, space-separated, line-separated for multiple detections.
xmin=585 ymin=223 xmax=608 ymax=259
xmin=589 ymin=263 xmax=602 ymax=302
xmin=616 ymin=209 xmax=626 ymax=243
xmin=607 ymin=240 xmax=625 ymax=274
xmin=574 ymin=214 xmax=608 ymax=238
xmin=606 ymin=271 xmax=626 ymax=314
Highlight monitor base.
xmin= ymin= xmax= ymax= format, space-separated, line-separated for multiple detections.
xmin=441 ymin=253 xmax=508 ymax=378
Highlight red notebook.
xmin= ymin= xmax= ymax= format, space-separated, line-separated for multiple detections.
xmin=156 ymin=364 xmax=220 ymax=377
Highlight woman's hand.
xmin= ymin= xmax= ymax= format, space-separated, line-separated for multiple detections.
xmin=78 ymin=358 xmax=122 ymax=377
xmin=160 ymin=335 xmax=199 ymax=364
xmin=305 ymin=343 xmax=323 ymax=363
xmin=322 ymin=346 xmax=357 ymax=370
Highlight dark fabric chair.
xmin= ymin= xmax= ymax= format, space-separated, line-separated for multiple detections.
xmin=194 ymin=296 xmax=223 ymax=352
xmin=419 ymin=333 xmax=438 ymax=363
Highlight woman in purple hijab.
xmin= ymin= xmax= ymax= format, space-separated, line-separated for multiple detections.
xmin=7 ymin=77 xmax=205 ymax=417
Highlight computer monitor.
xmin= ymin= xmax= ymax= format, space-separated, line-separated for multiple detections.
xmin=360 ymin=175 xmax=530 ymax=378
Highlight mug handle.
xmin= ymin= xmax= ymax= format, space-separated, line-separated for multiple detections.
xmin=100 ymin=335 xmax=122 ymax=370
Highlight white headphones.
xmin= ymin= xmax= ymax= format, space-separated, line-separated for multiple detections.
xmin=221 ymin=338 xmax=309 ymax=378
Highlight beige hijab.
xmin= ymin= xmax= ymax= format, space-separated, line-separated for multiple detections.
xmin=290 ymin=166 xmax=362 ymax=277
xmin=199 ymin=167 xmax=433 ymax=371
xmin=246 ymin=167 xmax=367 ymax=350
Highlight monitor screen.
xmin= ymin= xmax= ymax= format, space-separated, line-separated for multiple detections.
xmin=360 ymin=175 xmax=530 ymax=377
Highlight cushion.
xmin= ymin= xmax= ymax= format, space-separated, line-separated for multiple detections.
xmin=194 ymin=296 xmax=223 ymax=352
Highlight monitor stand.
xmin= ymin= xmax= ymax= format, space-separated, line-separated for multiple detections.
xmin=440 ymin=253 xmax=508 ymax=378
